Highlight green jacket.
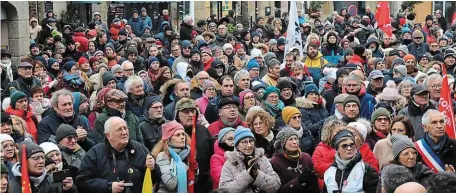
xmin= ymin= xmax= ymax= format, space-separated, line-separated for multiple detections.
xmin=93 ymin=108 xmax=144 ymax=144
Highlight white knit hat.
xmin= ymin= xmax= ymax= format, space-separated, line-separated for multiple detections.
xmin=250 ymin=48 xmax=263 ymax=58
xmin=0 ymin=134 xmax=14 ymax=143
xmin=348 ymin=122 xmax=368 ymax=141
xmin=379 ymin=81 xmax=401 ymax=101
xmin=39 ymin=142 xmax=61 ymax=156
xmin=222 ymin=43 xmax=233 ymax=51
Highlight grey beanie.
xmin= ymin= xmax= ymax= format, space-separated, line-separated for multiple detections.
xmin=268 ymin=39 xmax=277 ymax=45
xmin=331 ymin=130 xmax=355 ymax=149
xmin=392 ymin=134 xmax=415 ymax=160
xmin=274 ymin=126 xmax=298 ymax=150
xmin=397 ymin=45 xmax=409 ymax=55
xmin=55 ymin=124 xmax=77 ymax=142
xmin=19 ymin=140 xmax=44 ymax=160
xmin=394 ymin=65 xmax=407 ymax=77
xmin=111 ymin=64 xmax=122 ymax=74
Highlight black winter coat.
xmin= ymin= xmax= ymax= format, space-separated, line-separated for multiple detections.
xmin=9 ymin=172 xmax=76 ymax=193
xmin=179 ymin=22 xmax=194 ymax=41
xmin=2 ymin=76 xmax=41 ymax=98
xmin=76 ymin=141 xmax=161 ymax=193
xmin=297 ymin=98 xmax=328 ymax=142
xmin=138 ymin=118 xmax=165 ymax=151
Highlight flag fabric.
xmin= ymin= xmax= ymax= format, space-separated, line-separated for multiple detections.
xmin=284 ymin=1 xmax=303 ymax=62
xmin=452 ymin=11 xmax=456 ymax=25
xmin=187 ymin=116 xmax=197 ymax=193
xmin=375 ymin=1 xmax=392 ymax=37
xmin=438 ymin=66 xmax=456 ymax=139
xmin=21 ymin=144 xmax=32 ymax=193
xmin=142 ymin=168 xmax=153 ymax=193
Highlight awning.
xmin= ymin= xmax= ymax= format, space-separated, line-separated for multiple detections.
xmin=70 ymin=1 xmax=101 ymax=4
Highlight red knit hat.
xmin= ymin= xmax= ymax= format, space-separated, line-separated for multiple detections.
xmin=155 ymin=41 xmax=163 ymax=46
xmin=89 ymin=56 xmax=98 ymax=66
xmin=161 ymin=121 xmax=184 ymax=140
xmin=78 ymin=56 xmax=89 ymax=65
xmin=235 ymin=43 xmax=245 ymax=52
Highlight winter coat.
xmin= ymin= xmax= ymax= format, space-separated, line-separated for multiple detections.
xmin=304 ymin=52 xmax=328 ymax=85
xmin=109 ymin=23 xmax=122 ymax=41
xmin=323 ymin=153 xmax=379 ymax=193
xmin=210 ymin=142 xmax=227 ymax=190
xmin=396 ymin=162 xmax=433 ymax=188
xmin=141 ymin=15 xmax=152 ymax=32
xmin=76 ymin=141 xmax=160 ymax=193
xmin=321 ymin=44 xmax=343 ymax=65
xmin=5 ymin=106 xmax=38 ymax=141
xmin=373 ymin=136 xmax=393 ymax=170
xmin=347 ymin=86 xmax=376 ymax=119
xmin=358 ymin=143 xmax=379 ymax=172
xmin=365 ymin=130 xmax=387 ymax=150
xmin=128 ymin=17 xmax=144 ymax=37
xmin=125 ymin=94 xmax=148 ymax=122
xmin=219 ymin=148 xmax=281 ymax=193
xmin=297 ymin=97 xmax=328 ymax=141
xmin=261 ymin=73 xmax=279 ymax=87
xmin=155 ymin=149 xmax=190 ymax=193
xmin=270 ymin=152 xmax=319 ymax=193
xmin=253 ymin=132 xmax=276 ymax=159
xmin=407 ymin=42 xmax=429 ymax=59
xmin=10 ymin=163 xmax=76 ymax=193
xmin=398 ymin=100 xmax=436 ymax=140
xmin=180 ymin=22 xmax=194 ymax=41
xmin=420 ymin=134 xmax=456 ymax=168
xmin=204 ymin=95 xmax=240 ymax=123
xmin=138 ymin=117 xmax=165 ymax=151
xmin=38 ymin=110 xmax=94 ymax=151
xmin=312 ymin=142 xmax=336 ymax=190
xmin=208 ymin=118 xmax=247 ymax=137
xmin=195 ymin=95 xmax=210 ymax=115
xmin=94 ymin=108 xmax=144 ymax=144
xmin=2 ymin=76 xmax=41 ymax=99
xmin=60 ymin=145 xmax=86 ymax=169
xmin=73 ymin=32 xmax=89 ymax=52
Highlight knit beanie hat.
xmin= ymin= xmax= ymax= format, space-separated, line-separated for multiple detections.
xmin=304 ymin=84 xmax=319 ymax=97
xmin=102 ymin=72 xmax=117 ymax=86
xmin=251 ymin=81 xmax=266 ymax=92
xmin=111 ymin=64 xmax=122 ymax=74
xmin=161 ymin=121 xmax=184 ymax=140
xmin=394 ymin=65 xmax=407 ymax=77
xmin=63 ymin=60 xmax=77 ymax=72
xmin=268 ymin=39 xmax=277 ymax=45
xmin=274 ymin=126 xmax=298 ymax=150
xmin=217 ymin=127 xmax=235 ymax=143
xmin=412 ymin=30 xmax=424 ymax=38
xmin=379 ymin=81 xmax=400 ymax=101
xmin=202 ymin=80 xmax=216 ymax=91
xmin=331 ymin=129 xmax=355 ymax=149
xmin=0 ymin=163 xmax=7 ymax=174
xmin=234 ymin=126 xmax=255 ymax=146
xmin=403 ymin=54 xmax=416 ymax=62
xmin=250 ymin=49 xmax=262 ymax=59
xmin=246 ymin=58 xmax=260 ymax=71
xmin=40 ymin=142 xmax=61 ymax=156
xmin=126 ymin=46 xmax=138 ymax=56
xmin=239 ymin=89 xmax=254 ymax=106
xmin=105 ymin=42 xmax=115 ymax=51
xmin=97 ymin=63 xmax=109 ymax=72
xmin=55 ymin=124 xmax=77 ymax=142
xmin=282 ymin=106 xmax=301 ymax=124
xmin=262 ymin=86 xmax=280 ymax=100
xmin=0 ymin=112 xmax=11 ymax=125
xmin=392 ymin=134 xmax=415 ymax=160
xmin=0 ymin=134 xmax=14 ymax=144
xmin=277 ymin=79 xmax=294 ymax=91
xmin=397 ymin=45 xmax=409 ymax=55
xmin=347 ymin=122 xmax=368 ymax=141
xmin=343 ymin=95 xmax=360 ymax=109
xmin=343 ymin=48 xmax=354 ymax=56
xmin=371 ymin=107 xmax=392 ymax=122
xmin=78 ymin=56 xmax=89 ymax=65
xmin=222 ymin=43 xmax=233 ymax=51
xmin=19 ymin=140 xmax=44 ymax=161
xmin=10 ymin=89 xmax=27 ymax=108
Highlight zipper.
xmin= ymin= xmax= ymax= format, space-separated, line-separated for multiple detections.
xmin=339 ymin=170 xmax=345 ymax=191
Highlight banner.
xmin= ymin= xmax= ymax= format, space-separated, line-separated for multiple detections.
xmin=374 ymin=1 xmax=392 ymax=37
xmin=284 ymin=1 xmax=303 ymax=61
xmin=439 ymin=66 xmax=456 ymax=139
xmin=142 ymin=168 xmax=153 ymax=193
xmin=187 ymin=116 xmax=197 ymax=193
xmin=21 ymin=144 xmax=32 ymax=193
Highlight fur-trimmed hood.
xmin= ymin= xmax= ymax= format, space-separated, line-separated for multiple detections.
xmin=225 ymin=147 xmax=265 ymax=165
xmin=202 ymin=31 xmax=216 ymax=40
xmin=295 ymin=97 xmax=326 ymax=109
xmin=190 ymin=76 xmax=221 ymax=90
xmin=375 ymin=93 xmax=408 ymax=112
xmin=159 ymin=78 xmax=181 ymax=99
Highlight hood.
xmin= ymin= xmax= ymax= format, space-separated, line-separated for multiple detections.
xmin=175 ymin=62 xmax=189 ymax=81
xmin=30 ymin=17 xmax=38 ymax=24
xmin=159 ymin=78 xmax=182 ymax=100
xmin=63 ymin=25 xmax=73 ymax=31
xmin=72 ymin=92 xmax=81 ymax=115
xmin=225 ymin=147 xmax=265 ymax=164
xmin=295 ymin=97 xmax=326 ymax=109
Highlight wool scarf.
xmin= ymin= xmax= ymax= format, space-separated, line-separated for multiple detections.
xmin=168 ymin=145 xmax=191 ymax=193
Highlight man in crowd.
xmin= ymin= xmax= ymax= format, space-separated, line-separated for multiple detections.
xmin=366 ymin=70 xmax=385 ymax=97
xmin=208 ymin=97 xmax=246 ymax=136
xmin=344 ymin=73 xmax=376 ymax=119
xmin=138 ymin=95 xmax=165 ymax=150
xmin=190 ymin=71 xmax=210 ymax=99
xmin=2 ymin=62 xmax=41 ymax=98
xmin=205 ymin=76 xmax=238 ymax=123
xmin=164 ymin=80 xmax=191 ymax=120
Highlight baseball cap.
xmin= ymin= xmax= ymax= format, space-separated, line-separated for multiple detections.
xmin=411 ymin=84 xmax=429 ymax=95
xmin=369 ymin=70 xmax=385 ymax=79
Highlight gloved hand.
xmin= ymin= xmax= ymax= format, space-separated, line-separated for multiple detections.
xmin=298 ymin=168 xmax=313 ymax=185
xmin=248 ymin=162 xmax=259 ymax=179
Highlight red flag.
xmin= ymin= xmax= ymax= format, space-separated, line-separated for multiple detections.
xmin=452 ymin=11 xmax=456 ymax=25
xmin=187 ymin=116 xmax=197 ymax=193
xmin=439 ymin=66 xmax=456 ymax=139
xmin=21 ymin=144 xmax=32 ymax=193
xmin=375 ymin=1 xmax=392 ymax=37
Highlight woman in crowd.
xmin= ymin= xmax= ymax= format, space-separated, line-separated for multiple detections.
xmin=56 ymin=61 xmax=89 ymax=96
xmin=299 ymin=84 xmax=329 ymax=142
xmin=238 ymin=89 xmax=259 ymax=121
xmin=373 ymin=116 xmax=415 ymax=169
xmin=219 ymin=126 xmax=281 ymax=193
xmin=346 ymin=121 xmax=380 ymax=172
xmin=10 ymin=115 xmax=34 ymax=143
xmin=312 ymin=119 xmax=346 ymax=189
xmin=397 ymin=79 xmax=414 ymax=101
xmin=210 ymin=127 xmax=235 ymax=190
xmin=375 ymin=81 xmax=407 ymax=116
xmin=245 ymin=107 xmax=276 ymax=158
xmin=261 ymin=86 xmax=284 ymax=123
xmin=33 ymin=60 xmax=55 ymax=96
xmin=40 ymin=142 xmax=78 ymax=178
xmin=5 ymin=89 xmax=38 ymax=141
xmin=323 ymin=130 xmax=379 ymax=192
xmin=29 ymin=86 xmax=51 ymax=122
xmin=152 ymin=121 xmax=197 ymax=193
xmin=270 ymin=126 xmax=320 ymax=193
xmin=154 ymin=66 xmax=173 ymax=95
xmin=195 ymin=80 xmax=218 ymax=115
xmin=282 ymin=106 xmax=316 ymax=155
xmin=0 ymin=133 xmax=18 ymax=175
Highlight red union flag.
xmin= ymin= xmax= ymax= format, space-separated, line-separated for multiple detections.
xmin=375 ymin=1 xmax=392 ymax=37
xmin=439 ymin=66 xmax=456 ymax=139
xmin=21 ymin=144 xmax=32 ymax=193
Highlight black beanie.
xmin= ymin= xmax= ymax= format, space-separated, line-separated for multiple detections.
xmin=332 ymin=130 xmax=355 ymax=149
xmin=1 ymin=112 xmax=12 ymax=124
xmin=55 ymin=124 xmax=77 ymax=142
xmin=336 ymin=68 xmax=350 ymax=79
xmin=277 ymin=79 xmax=293 ymax=91
xmin=433 ymin=54 xmax=444 ymax=63
xmin=102 ymin=72 xmax=117 ymax=86
xmin=19 ymin=140 xmax=44 ymax=161
xmin=353 ymin=45 xmax=366 ymax=57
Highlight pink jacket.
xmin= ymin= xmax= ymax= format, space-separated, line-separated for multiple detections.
xmin=210 ymin=142 xmax=226 ymax=190
xmin=195 ymin=95 xmax=210 ymax=115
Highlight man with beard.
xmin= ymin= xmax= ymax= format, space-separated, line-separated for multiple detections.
xmin=305 ymin=43 xmax=328 ymax=85
xmin=94 ymin=89 xmax=143 ymax=144
xmin=172 ymin=40 xmax=192 ymax=74
xmin=191 ymin=71 xmax=210 ymax=99
xmin=38 ymin=89 xmax=94 ymax=152
xmin=174 ymin=98 xmax=213 ymax=192
xmin=407 ymin=30 xmax=429 ymax=59
xmin=205 ymin=76 xmax=239 ymax=123
xmin=29 ymin=43 xmax=41 ymax=59
xmin=366 ymin=37 xmax=383 ymax=58
xmin=262 ymin=59 xmax=281 ymax=87
xmin=366 ymin=70 xmax=385 ymax=97
xmin=424 ymin=74 xmax=442 ymax=106
xmin=2 ymin=62 xmax=41 ymax=99
xmin=277 ymin=78 xmax=296 ymax=106
xmin=63 ymin=39 xmax=82 ymax=61
xmin=208 ymin=97 xmax=247 ymax=136
xmin=164 ymin=80 xmax=191 ymax=120
xmin=443 ymin=50 xmax=456 ymax=76
xmin=138 ymin=95 xmax=165 ymax=150
xmin=117 ymin=29 xmax=129 ymax=48
xmin=128 ymin=10 xmax=144 ymax=37
xmin=341 ymin=95 xmax=361 ymax=124
xmin=343 ymin=73 xmax=376 ymax=119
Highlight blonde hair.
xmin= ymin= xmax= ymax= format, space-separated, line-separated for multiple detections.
xmin=321 ymin=120 xmax=346 ymax=145
xmin=151 ymin=133 xmax=191 ymax=160
xmin=245 ymin=108 xmax=275 ymax=130
xmin=11 ymin=115 xmax=26 ymax=135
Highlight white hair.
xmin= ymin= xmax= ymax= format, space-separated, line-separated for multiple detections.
xmin=51 ymin=89 xmax=73 ymax=107
xmin=183 ymin=15 xmax=192 ymax=24
xmin=124 ymin=75 xmax=144 ymax=93
xmin=422 ymin=109 xmax=444 ymax=126
xmin=104 ymin=117 xmax=124 ymax=134
xmin=234 ymin=69 xmax=250 ymax=84
xmin=121 ymin=60 xmax=133 ymax=70
xmin=423 ymin=74 xmax=442 ymax=89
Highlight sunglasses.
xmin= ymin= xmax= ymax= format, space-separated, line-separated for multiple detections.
xmin=340 ymin=143 xmax=355 ymax=150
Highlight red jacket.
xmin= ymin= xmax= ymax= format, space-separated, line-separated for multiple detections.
xmin=208 ymin=117 xmax=247 ymax=137
xmin=359 ymin=143 xmax=380 ymax=172
xmin=210 ymin=142 xmax=226 ymax=190
xmin=110 ymin=23 xmax=122 ymax=41
xmin=203 ymin=57 xmax=214 ymax=71
xmin=312 ymin=142 xmax=335 ymax=190
xmin=5 ymin=106 xmax=38 ymax=141
xmin=73 ymin=32 xmax=89 ymax=52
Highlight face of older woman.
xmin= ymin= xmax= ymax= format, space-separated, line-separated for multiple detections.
xmin=284 ymin=135 xmax=299 ymax=152
xmin=398 ymin=147 xmax=417 ymax=168
xmin=391 ymin=122 xmax=407 ymax=135
xmin=252 ymin=116 xmax=268 ymax=137
xmin=222 ymin=131 xmax=235 ymax=147
xmin=288 ymin=113 xmax=302 ymax=129
xmin=266 ymin=92 xmax=279 ymax=105
xmin=237 ymin=137 xmax=255 ymax=156
xmin=337 ymin=138 xmax=356 ymax=160
xmin=46 ymin=150 xmax=62 ymax=165
xmin=243 ymin=92 xmax=256 ymax=108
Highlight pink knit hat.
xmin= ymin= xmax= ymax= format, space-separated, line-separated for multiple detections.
xmin=239 ymin=89 xmax=254 ymax=106
xmin=379 ymin=81 xmax=400 ymax=101
xmin=161 ymin=121 xmax=184 ymax=140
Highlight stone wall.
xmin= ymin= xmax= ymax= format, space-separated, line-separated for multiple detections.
xmin=1 ymin=1 xmax=30 ymax=65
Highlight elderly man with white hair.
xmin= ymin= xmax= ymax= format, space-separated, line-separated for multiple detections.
xmin=77 ymin=117 xmax=160 ymax=193
xmin=423 ymin=74 xmax=442 ymax=105
xmin=190 ymin=71 xmax=211 ymax=99
xmin=180 ymin=15 xmax=194 ymax=41
xmin=415 ymin=109 xmax=456 ymax=172
xmin=117 ymin=60 xmax=135 ymax=91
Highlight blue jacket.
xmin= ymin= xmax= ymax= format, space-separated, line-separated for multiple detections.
xmin=128 ymin=17 xmax=144 ymax=37
xmin=407 ymin=42 xmax=429 ymax=59
xmin=358 ymin=92 xmax=377 ymax=119
xmin=141 ymin=15 xmax=152 ymax=31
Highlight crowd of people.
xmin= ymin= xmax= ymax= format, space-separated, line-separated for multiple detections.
xmin=2 ymin=4 xmax=456 ymax=193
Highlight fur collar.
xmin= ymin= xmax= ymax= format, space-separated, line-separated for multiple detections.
xmin=295 ymin=97 xmax=326 ymax=109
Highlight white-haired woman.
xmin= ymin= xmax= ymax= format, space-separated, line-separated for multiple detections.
xmin=124 ymin=75 xmax=147 ymax=122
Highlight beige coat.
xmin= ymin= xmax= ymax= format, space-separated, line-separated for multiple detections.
xmin=373 ymin=135 xmax=393 ymax=170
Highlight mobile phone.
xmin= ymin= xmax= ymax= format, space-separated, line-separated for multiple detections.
xmin=124 ymin=182 xmax=134 ymax=187
xmin=53 ymin=169 xmax=70 ymax=182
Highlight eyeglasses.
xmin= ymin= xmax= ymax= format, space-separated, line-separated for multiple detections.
xmin=340 ymin=143 xmax=355 ymax=150
xmin=225 ymin=137 xmax=234 ymax=142
xmin=291 ymin=115 xmax=301 ymax=120
xmin=182 ymin=47 xmax=191 ymax=50
xmin=222 ymin=105 xmax=237 ymax=110
xmin=244 ymin=95 xmax=255 ymax=100
xmin=414 ymin=37 xmax=423 ymax=39
xmin=239 ymin=138 xmax=255 ymax=146
xmin=431 ymin=84 xmax=442 ymax=89
xmin=29 ymin=155 xmax=45 ymax=161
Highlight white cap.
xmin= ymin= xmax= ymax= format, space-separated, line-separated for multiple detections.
xmin=39 ymin=142 xmax=61 ymax=156
xmin=0 ymin=134 xmax=14 ymax=143
xmin=348 ymin=122 xmax=368 ymax=141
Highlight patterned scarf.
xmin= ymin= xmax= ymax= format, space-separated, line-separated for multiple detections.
xmin=264 ymin=100 xmax=285 ymax=117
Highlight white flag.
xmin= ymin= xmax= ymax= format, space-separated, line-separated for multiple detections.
xmin=284 ymin=1 xmax=303 ymax=62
